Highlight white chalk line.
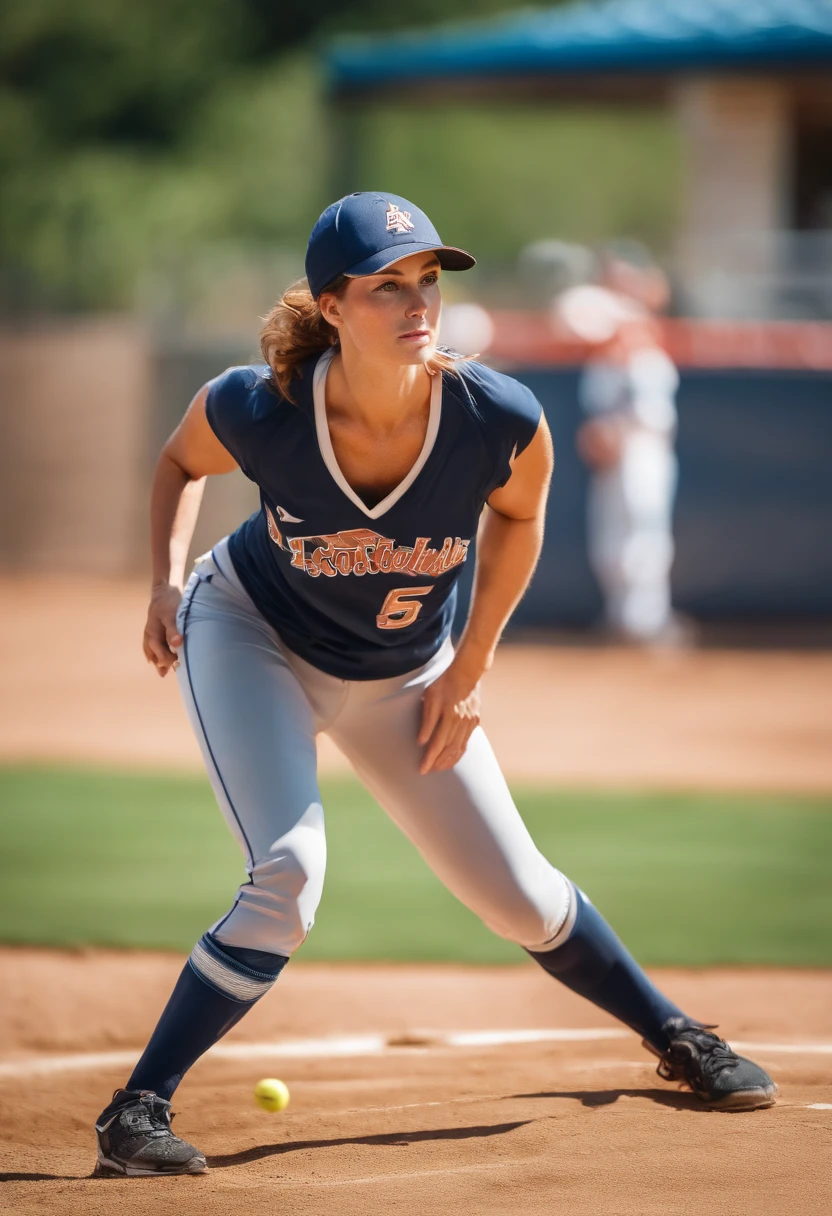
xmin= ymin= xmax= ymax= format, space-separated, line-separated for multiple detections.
xmin=0 ymin=1034 xmax=386 ymax=1080
xmin=1 ymin=1027 xmax=832 ymax=1082
xmin=0 ymin=1028 xmax=626 ymax=1080
xmin=446 ymin=1027 xmax=627 ymax=1047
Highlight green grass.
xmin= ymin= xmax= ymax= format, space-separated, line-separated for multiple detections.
xmin=0 ymin=765 xmax=829 ymax=965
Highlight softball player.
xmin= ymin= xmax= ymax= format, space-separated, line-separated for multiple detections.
xmin=94 ymin=193 xmax=776 ymax=1177
xmin=579 ymin=316 xmax=680 ymax=642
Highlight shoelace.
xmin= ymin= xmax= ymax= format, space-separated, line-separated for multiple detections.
xmin=661 ymin=1024 xmax=740 ymax=1085
xmin=122 ymin=1095 xmax=173 ymax=1139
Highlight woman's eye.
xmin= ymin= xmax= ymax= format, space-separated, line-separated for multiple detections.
xmin=374 ymin=273 xmax=438 ymax=292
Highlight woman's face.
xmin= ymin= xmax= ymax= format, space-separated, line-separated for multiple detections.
xmin=320 ymin=252 xmax=442 ymax=368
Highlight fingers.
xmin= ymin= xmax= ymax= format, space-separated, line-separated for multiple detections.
xmin=162 ymin=605 xmax=183 ymax=654
xmin=419 ymin=708 xmax=457 ymax=775
xmin=420 ymin=702 xmax=480 ymax=775
xmin=428 ymin=716 xmax=478 ymax=773
xmin=143 ymin=625 xmax=180 ymax=677
xmin=144 ymin=586 xmax=184 ymax=678
xmin=144 ymin=632 xmax=170 ymax=667
xmin=159 ymin=602 xmax=183 ymax=656
xmin=418 ymin=686 xmax=442 ymax=747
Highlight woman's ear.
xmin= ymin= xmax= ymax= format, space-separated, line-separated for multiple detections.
xmin=319 ymin=293 xmax=342 ymax=330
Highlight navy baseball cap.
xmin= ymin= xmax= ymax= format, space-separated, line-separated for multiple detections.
xmin=305 ymin=192 xmax=476 ymax=299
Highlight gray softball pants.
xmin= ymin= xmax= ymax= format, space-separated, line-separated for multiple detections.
xmin=175 ymin=538 xmax=572 ymax=960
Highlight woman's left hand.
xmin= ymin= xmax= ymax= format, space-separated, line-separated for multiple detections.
xmin=418 ymin=657 xmax=484 ymax=775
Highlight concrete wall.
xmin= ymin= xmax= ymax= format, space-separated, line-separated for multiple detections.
xmin=0 ymin=321 xmax=259 ymax=576
xmin=0 ymin=319 xmax=150 ymax=574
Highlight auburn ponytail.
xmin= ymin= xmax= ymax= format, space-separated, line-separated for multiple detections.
xmin=259 ymin=276 xmax=346 ymax=403
xmin=259 ymin=276 xmax=476 ymax=403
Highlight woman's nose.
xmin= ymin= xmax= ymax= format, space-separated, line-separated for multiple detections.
xmin=405 ymin=289 xmax=428 ymax=318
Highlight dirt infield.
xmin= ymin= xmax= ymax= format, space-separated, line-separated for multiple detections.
xmin=0 ymin=950 xmax=830 ymax=1215
xmin=2 ymin=574 xmax=832 ymax=791
xmin=3 ymin=580 xmax=830 ymax=1211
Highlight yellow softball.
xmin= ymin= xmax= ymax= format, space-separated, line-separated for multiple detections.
xmin=254 ymin=1077 xmax=290 ymax=1112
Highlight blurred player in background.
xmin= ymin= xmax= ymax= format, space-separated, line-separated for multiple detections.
xmin=558 ymin=245 xmax=686 ymax=645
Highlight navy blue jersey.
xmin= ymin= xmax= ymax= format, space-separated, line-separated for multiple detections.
xmin=205 ymin=348 xmax=541 ymax=680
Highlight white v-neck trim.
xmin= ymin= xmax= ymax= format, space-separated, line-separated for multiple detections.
xmin=312 ymin=346 xmax=442 ymax=520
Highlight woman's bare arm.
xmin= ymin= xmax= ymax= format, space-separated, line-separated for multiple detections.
xmin=456 ymin=415 xmax=554 ymax=674
xmin=418 ymin=415 xmax=554 ymax=773
xmin=144 ymin=384 xmax=238 ymax=676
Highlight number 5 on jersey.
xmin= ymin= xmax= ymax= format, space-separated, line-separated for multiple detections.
xmin=376 ymin=586 xmax=433 ymax=630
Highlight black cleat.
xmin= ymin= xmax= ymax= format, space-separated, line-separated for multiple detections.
xmin=94 ymin=1088 xmax=208 ymax=1176
xmin=646 ymin=1018 xmax=778 ymax=1111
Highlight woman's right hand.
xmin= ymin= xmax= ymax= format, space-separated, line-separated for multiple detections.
xmin=143 ymin=583 xmax=184 ymax=677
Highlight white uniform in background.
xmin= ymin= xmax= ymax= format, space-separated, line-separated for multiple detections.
xmin=580 ymin=346 xmax=679 ymax=642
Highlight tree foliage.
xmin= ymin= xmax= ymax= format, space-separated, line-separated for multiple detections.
xmin=0 ymin=0 xmax=678 ymax=314
xmin=2 ymin=0 xmax=544 ymax=155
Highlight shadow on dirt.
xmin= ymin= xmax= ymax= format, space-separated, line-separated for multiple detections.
xmin=1 ymin=1172 xmax=81 ymax=1182
xmin=508 ymin=1088 xmax=708 ymax=1111
xmin=0 ymin=1123 xmax=533 ymax=1182
xmin=209 ymin=1119 xmax=533 ymax=1169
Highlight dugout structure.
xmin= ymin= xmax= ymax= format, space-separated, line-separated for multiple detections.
xmin=326 ymin=0 xmax=832 ymax=321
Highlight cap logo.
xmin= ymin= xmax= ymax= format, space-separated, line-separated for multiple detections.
xmin=385 ymin=202 xmax=415 ymax=235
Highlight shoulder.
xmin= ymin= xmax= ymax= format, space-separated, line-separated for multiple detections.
xmin=204 ymin=362 xmax=305 ymax=477
xmin=205 ymin=363 xmax=277 ymax=428
xmin=204 ymin=359 xmax=319 ymax=443
xmin=449 ymin=359 xmax=542 ymax=454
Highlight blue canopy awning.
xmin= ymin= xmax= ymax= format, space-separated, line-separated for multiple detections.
xmin=327 ymin=0 xmax=832 ymax=94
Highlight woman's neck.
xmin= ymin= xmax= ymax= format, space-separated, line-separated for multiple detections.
xmin=327 ymin=345 xmax=432 ymax=431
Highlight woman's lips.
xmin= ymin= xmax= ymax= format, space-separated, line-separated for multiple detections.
xmin=399 ymin=329 xmax=431 ymax=342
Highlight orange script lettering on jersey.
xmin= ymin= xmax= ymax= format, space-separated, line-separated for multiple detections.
xmin=265 ymin=507 xmax=469 ymax=580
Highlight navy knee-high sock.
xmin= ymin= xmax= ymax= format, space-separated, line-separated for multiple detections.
xmin=122 ymin=934 xmax=288 ymax=1103
xmin=528 ymin=888 xmax=687 ymax=1052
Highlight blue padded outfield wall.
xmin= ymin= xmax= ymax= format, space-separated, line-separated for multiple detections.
xmin=455 ymin=367 xmax=832 ymax=629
